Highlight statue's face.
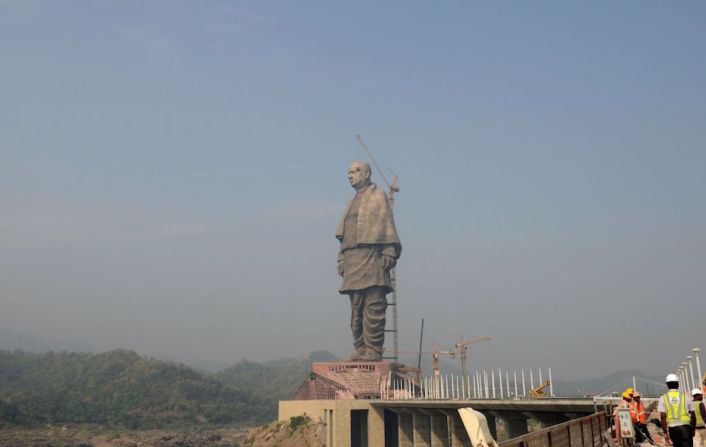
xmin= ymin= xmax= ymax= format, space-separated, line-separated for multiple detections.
xmin=348 ymin=162 xmax=371 ymax=189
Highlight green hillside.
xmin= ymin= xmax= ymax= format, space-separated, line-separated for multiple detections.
xmin=216 ymin=350 xmax=338 ymax=419
xmin=0 ymin=349 xmax=268 ymax=429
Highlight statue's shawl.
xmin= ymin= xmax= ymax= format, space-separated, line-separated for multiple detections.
xmin=336 ymin=184 xmax=402 ymax=253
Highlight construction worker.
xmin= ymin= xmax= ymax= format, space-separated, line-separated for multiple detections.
xmin=616 ymin=388 xmax=633 ymax=412
xmin=631 ymin=391 xmax=654 ymax=443
xmin=692 ymin=389 xmax=706 ymax=447
xmin=658 ymin=374 xmax=695 ymax=447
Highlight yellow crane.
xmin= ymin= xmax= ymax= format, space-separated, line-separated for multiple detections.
xmin=454 ymin=336 xmax=492 ymax=379
xmin=529 ymin=381 xmax=551 ymax=398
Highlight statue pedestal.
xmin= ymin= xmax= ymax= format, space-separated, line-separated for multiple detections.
xmin=294 ymin=361 xmax=404 ymax=400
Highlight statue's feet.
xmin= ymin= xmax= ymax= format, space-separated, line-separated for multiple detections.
xmin=348 ymin=349 xmax=366 ymax=361
xmin=358 ymin=350 xmax=382 ymax=362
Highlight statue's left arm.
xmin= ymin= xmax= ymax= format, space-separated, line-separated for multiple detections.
xmin=381 ymin=245 xmax=399 ymax=271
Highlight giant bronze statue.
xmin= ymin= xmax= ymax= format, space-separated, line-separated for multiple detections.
xmin=336 ymin=161 xmax=401 ymax=361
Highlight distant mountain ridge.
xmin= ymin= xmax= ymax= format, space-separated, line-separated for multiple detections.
xmin=553 ymin=369 xmax=666 ymax=397
xmin=0 ymin=328 xmax=99 ymax=354
xmin=216 ymin=350 xmax=339 ymax=418
xmin=0 ymin=349 xmax=268 ymax=428
xmin=0 ymin=344 xmax=669 ymax=430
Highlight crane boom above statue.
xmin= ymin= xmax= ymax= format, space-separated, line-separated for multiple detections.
xmin=336 ymin=161 xmax=402 ymax=361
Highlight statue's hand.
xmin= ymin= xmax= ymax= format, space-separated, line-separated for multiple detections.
xmin=337 ymin=260 xmax=344 ymax=277
xmin=382 ymin=254 xmax=396 ymax=271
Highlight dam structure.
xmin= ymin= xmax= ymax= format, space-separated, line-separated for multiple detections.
xmin=280 ymin=360 xmax=600 ymax=447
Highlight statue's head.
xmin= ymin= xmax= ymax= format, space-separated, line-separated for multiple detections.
xmin=348 ymin=161 xmax=372 ymax=190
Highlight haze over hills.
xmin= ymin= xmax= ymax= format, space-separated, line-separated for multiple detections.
xmin=0 ymin=343 xmax=671 ymax=430
xmin=0 ymin=328 xmax=99 ymax=356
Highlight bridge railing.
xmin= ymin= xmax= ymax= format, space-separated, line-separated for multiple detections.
xmin=382 ymin=372 xmax=555 ymax=400
xmin=499 ymin=412 xmax=608 ymax=447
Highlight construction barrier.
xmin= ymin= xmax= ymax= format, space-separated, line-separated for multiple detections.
xmin=499 ymin=412 xmax=608 ymax=447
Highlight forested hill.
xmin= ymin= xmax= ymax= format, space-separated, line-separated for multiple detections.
xmin=0 ymin=349 xmax=269 ymax=429
xmin=216 ymin=350 xmax=338 ymax=418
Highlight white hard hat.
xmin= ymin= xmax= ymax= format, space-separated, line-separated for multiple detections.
xmin=693 ymin=388 xmax=703 ymax=396
xmin=666 ymin=373 xmax=679 ymax=383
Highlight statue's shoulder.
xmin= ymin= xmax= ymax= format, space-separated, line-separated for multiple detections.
xmin=366 ymin=183 xmax=386 ymax=199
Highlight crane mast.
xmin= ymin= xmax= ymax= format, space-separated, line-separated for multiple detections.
xmin=454 ymin=336 xmax=492 ymax=396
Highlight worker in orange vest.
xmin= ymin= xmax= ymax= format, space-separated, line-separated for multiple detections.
xmin=614 ymin=388 xmax=633 ymax=414
xmin=630 ymin=391 xmax=654 ymax=443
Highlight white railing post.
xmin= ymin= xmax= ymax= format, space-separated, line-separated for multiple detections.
xmin=499 ymin=368 xmax=504 ymax=399
xmin=492 ymin=370 xmax=496 ymax=399
xmin=522 ymin=370 xmax=526 ymax=397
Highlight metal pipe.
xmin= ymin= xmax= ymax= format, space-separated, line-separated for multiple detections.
xmin=530 ymin=369 xmax=535 ymax=390
xmin=514 ymin=370 xmax=518 ymax=397
xmin=539 ymin=368 xmax=543 ymax=385
xmin=688 ymin=356 xmax=697 ymax=392
xmin=506 ymin=370 xmax=510 ymax=398
xmin=549 ymin=367 xmax=554 ymax=397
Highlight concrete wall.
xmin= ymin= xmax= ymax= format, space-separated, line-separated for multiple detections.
xmin=279 ymin=399 xmax=589 ymax=447
xmin=279 ymin=400 xmax=385 ymax=447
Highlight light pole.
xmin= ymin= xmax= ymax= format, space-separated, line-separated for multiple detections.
xmin=694 ymin=348 xmax=703 ymax=389
xmin=680 ymin=364 xmax=690 ymax=391
xmin=688 ymin=356 xmax=697 ymax=392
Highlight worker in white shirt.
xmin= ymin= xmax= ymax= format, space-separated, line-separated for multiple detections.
xmin=658 ymin=374 xmax=695 ymax=447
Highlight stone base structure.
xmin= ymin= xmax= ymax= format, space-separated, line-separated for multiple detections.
xmin=281 ymin=361 xmax=595 ymax=446
xmin=294 ymin=361 xmax=408 ymax=400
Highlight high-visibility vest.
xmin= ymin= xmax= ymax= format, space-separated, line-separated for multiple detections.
xmin=662 ymin=390 xmax=691 ymax=425
xmin=695 ymin=401 xmax=705 ymax=427
xmin=630 ymin=401 xmax=646 ymax=424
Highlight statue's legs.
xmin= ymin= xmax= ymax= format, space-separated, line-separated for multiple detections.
xmin=350 ymin=286 xmax=387 ymax=361
xmin=349 ymin=292 xmax=366 ymax=355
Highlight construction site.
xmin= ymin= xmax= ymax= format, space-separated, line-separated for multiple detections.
xmin=276 ymin=137 xmax=706 ymax=447
xmin=278 ymin=346 xmax=706 ymax=447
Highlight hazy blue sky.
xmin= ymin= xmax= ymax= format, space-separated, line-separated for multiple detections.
xmin=1 ymin=1 xmax=704 ymax=379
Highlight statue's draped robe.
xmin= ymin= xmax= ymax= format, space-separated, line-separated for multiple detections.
xmin=337 ymin=184 xmax=401 ymax=294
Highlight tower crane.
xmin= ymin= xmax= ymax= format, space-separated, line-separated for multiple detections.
xmin=454 ymin=336 xmax=492 ymax=378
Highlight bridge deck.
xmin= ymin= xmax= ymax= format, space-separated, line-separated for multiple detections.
xmin=372 ymin=398 xmax=597 ymax=413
